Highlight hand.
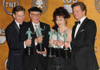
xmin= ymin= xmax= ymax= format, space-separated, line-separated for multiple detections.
xmin=49 ymin=39 xmax=54 ymax=45
xmin=56 ymin=40 xmax=64 ymax=46
xmin=64 ymin=42 xmax=70 ymax=48
xmin=25 ymin=39 xmax=32 ymax=46
xmin=36 ymin=48 xmax=47 ymax=54
xmin=35 ymin=36 xmax=43 ymax=43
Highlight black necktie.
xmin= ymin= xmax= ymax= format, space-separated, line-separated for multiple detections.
xmin=19 ymin=24 xmax=22 ymax=28
xmin=75 ymin=21 xmax=80 ymax=25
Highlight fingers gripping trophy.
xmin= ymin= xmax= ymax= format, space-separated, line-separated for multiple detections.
xmin=26 ymin=28 xmax=34 ymax=55
xmin=63 ymin=30 xmax=71 ymax=59
xmin=36 ymin=25 xmax=45 ymax=52
xmin=48 ymin=28 xmax=55 ymax=57
xmin=55 ymin=29 xmax=71 ymax=59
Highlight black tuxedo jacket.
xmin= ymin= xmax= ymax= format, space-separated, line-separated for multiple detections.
xmin=20 ymin=21 xmax=50 ymax=70
xmin=71 ymin=18 xmax=98 ymax=70
xmin=5 ymin=20 xmax=25 ymax=70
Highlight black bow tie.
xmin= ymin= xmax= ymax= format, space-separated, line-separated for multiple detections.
xmin=19 ymin=24 xmax=22 ymax=28
xmin=75 ymin=21 xmax=80 ymax=25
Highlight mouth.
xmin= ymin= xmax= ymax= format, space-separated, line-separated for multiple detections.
xmin=58 ymin=24 xmax=61 ymax=26
xmin=75 ymin=15 xmax=78 ymax=17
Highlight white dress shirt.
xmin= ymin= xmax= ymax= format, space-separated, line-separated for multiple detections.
xmin=15 ymin=20 xmax=21 ymax=29
xmin=32 ymin=22 xmax=40 ymax=33
xmin=32 ymin=22 xmax=40 ymax=46
xmin=74 ymin=16 xmax=86 ymax=38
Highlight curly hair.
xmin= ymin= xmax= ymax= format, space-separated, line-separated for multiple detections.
xmin=52 ymin=7 xmax=70 ymax=31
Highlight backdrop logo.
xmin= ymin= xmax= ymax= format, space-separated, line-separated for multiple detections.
xmin=95 ymin=0 xmax=100 ymax=13
xmin=0 ymin=29 xmax=6 ymax=44
xmin=31 ymin=0 xmax=48 ymax=14
xmin=63 ymin=0 xmax=78 ymax=13
xmin=3 ymin=0 xmax=20 ymax=15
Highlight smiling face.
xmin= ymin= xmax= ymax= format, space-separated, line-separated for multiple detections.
xmin=73 ymin=5 xmax=85 ymax=21
xmin=56 ymin=16 xmax=66 ymax=27
xmin=13 ymin=11 xmax=25 ymax=24
xmin=30 ymin=11 xmax=41 ymax=24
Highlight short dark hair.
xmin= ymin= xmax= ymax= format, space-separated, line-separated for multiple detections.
xmin=52 ymin=7 xmax=70 ymax=31
xmin=12 ymin=6 xmax=25 ymax=15
xmin=28 ymin=7 xmax=42 ymax=13
xmin=71 ymin=2 xmax=87 ymax=15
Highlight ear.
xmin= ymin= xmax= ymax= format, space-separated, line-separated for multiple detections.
xmin=65 ymin=18 xmax=67 ymax=24
xmin=83 ymin=10 xmax=86 ymax=15
xmin=29 ymin=13 xmax=32 ymax=18
xmin=65 ymin=18 xmax=67 ymax=20
xmin=13 ymin=14 xmax=15 ymax=18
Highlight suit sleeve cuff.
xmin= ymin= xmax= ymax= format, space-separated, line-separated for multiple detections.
xmin=24 ymin=41 xmax=26 ymax=48
xmin=69 ymin=43 xmax=72 ymax=50
xmin=35 ymin=40 xmax=38 ymax=46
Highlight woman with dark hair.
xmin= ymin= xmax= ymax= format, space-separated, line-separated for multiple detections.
xmin=47 ymin=7 xmax=72 ymax=70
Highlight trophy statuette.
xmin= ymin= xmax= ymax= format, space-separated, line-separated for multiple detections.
xmin=25 ymin=28 xmax=34 ymax=55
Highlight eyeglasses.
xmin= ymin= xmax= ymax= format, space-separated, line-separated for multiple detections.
xmin=30 ymin=13 xmax=41 ymax=16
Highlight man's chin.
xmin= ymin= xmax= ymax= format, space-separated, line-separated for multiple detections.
xmin=19 ymin=21 xmax=23 ymax=24
xmin=75 ymin=17 xmax=79 ymax=20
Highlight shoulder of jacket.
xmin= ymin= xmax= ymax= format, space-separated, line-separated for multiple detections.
xmin=40 ymin=22 xmax=50 ymax=26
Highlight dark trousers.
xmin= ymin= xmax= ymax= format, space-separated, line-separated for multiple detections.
xmin=47 ymin=57 xmax=70 ymax=70
xmin=8 ymin=55 xmax=23 ymax=70
xmin=23 ymin=55 xmax=46 ymax=70
xmin=70 ymin=58 xmax=78 ymax=70
xmin=37 ymin=54 xmax=48 ymax=70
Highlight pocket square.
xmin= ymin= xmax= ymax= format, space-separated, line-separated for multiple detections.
xmin=80 ymin=29 xmax=84 ymax=32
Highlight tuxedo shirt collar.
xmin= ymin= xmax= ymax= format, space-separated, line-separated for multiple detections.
xmin=32 ymin=22 xmax=40 ymax=33
xmin=78 ymin=16 xmax=86 ymax=25
xmin=74 ymin=16 xmax=86 ymax=38
xmin=14 ymin=20 xmax=22 ymax=29
xmin=32 ymin=22 xmax=40 ymax=26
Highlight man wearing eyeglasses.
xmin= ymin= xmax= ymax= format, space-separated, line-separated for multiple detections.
xmin=20 ymin=7 xmax=50 ymax=70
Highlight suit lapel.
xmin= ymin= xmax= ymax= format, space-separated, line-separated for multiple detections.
xmin=29 ymin=21 xmax=37 ymax=37
xmin=72 ymin=23 xmax=78 ymax=39
xmin=29 ymin=21 xmax=35 ymax=32
xmin=76 ymin=18 xmax=88 ymax=37
xmin=40 ymin=22 xmax=45 ymax=35
xmin=13 ymin=20 xmax=19 ymax=34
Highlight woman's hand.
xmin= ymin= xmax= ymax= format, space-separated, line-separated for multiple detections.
xmin=64 ymin=42 xmax=70 ymax=48
xmin=49 ymin=39 xmax=54 ymax=45
xmin=56 ymin=40 xmax=64 ymax=46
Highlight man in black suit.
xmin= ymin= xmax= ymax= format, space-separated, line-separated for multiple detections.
xmin=20 ymin=7 xmax=50 ymax=70
xmin=5 ymin=6 xmax=32 ymax=70
xmin=70 ymin=2 xmax=99 ymax=70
